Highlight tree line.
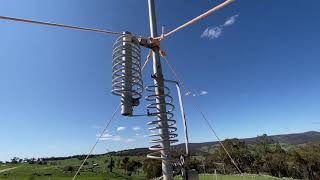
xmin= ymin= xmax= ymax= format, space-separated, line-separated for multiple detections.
xmin=3 ymin=134 xmax=319 ymax=179
xmin=182 ymin=134 xmax=320 ymax=180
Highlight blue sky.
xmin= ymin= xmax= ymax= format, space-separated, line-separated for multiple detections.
xmin=1 ymin=0 xmax=320 ymax=161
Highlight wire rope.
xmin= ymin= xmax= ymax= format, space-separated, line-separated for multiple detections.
xmin=72 ymin=53 xmax=152 ymax=180
xmin=72 ymin=104 xmax=121 ymax=180
xmin=162 ymin=55 xmax=243 ymax=175
xmin=0 ymin=15 xmax=122 ymax=36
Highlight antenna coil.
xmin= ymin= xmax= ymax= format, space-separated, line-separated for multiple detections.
xmin=112 ymin=33 xmax=143 ymax=116
xmin=145 ymin=83 xmax=178 ymax=160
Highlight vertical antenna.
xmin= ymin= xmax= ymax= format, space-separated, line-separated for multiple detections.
xmin=121 ymin=32 xmax=133 ymax=116
xmin=147 ymin=0 xmax=173 ymax=179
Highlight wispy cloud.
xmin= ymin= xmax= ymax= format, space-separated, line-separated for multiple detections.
xmin=200 ymin=91 xmax=208 ymax=95
xmin=224 ymin=14 xmax=239 ymax=26
xmin=186 ymin=90 xmax=208 ymax=97
xmin=201 ymin=14 xmax=239 ymax=40
xmin=117 ymin=126 xmax=126 ymax=131
xmin=201 ymin=27 xmax=223 ymax=40
xmin=97 ymin=133 xmax=134 ymax=142
xmin=97 ymin=133 xmax=114 ymax=140
xmin=132 ymin=126 xmax=141 ymax=131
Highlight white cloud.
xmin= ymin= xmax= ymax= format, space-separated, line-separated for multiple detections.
xmin=201 ymin=27 xmax=223 ymax=40
xmin=97 ymin=132 xmax=112 ymax=138
xmin=117 ymin=126 xmax=126 ymax=131
xmin=200 ymin=91 xmax=208 ymax=95
xmin=97 ymin=133 xmax=114 ymax=140
xmin=223 ymin=14 xmax=239 ymax=27
xmin=201 ymin=14 xmax=239 ymax=40
xmin=187 ymin=90 xmax=208 ymax=97
xmin=97 ymin=132 xmax=135 ymax=142
xmin=132 ymin=126 xmax=141 ymax=131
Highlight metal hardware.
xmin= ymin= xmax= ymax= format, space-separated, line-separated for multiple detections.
xmin=147 ymin=0 xmax=174 ymax=179
xmin=138 ymin=37 xmax=160 ymax=50
xmin=112 ymin=32 xmax=143 ymax=116
xmin=164 ymin=80 xmax=190 ymax=156
xmin=145 ymin=79 xmax=178 ymax=160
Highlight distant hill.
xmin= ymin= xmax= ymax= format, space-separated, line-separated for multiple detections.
xmin=243 ymin=131 xmax=320 ymax=144
xmin=107 ymin=131 xmax=320 ymax=156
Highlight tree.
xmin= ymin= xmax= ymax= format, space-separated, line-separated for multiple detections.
xmin=107 ymin=156 xmax=115 ymax=172
xmin=293 ymin=142 xmax=320 ymax=180
xmin=11 ymin=157 xmax=20 ymax=164
xmin=143 ymin=159 xmax=162 ymax=179
xmin=122 ymin=157 xmax=129 ymax=172
xmin=115 ymin=159 xmax=121 ymax=169
xmin=28 ymin=158 xmax=36 ymax=164
xmin=186 ymin=157 xmax=202 ymax=173
xmin=63 ymin=166 xmax=75 ymax=175
xmin=212 ymin=139 xmax=254 ymax=173
xmin=251 ymin=134 xmax=275 ymax=173
xmin=265 ymin=144 xmax=288 ymax=177
xmin=127 ymin=160 xmax=142 ymax=175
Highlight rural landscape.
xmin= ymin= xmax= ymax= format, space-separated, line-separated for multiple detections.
xmin=1 ymin=131 xmax=319 ymax=179
xmin=1 ymin=0 xmax=320 ymax=179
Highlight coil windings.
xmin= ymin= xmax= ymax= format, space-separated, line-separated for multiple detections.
xmin=145 ymin=83 xmax=178 ymax=160
xmin=112 ymin=32 xmax=143 ymax=116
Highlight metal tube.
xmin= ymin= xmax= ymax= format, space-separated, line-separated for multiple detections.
xmin=164 ymin=80 xmax=190 ymax=156
xmin=175 ymin=83 xmax=190 ymax=156
xmin=147 ymin=0 xmax=173 ymax=179
xmin=121 ymin=33 xmax=133 ymax=116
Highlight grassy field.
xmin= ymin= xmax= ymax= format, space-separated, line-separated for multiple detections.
xmin=0 ymin=156 xmax=295 ymax=180
xmin=0 ymin=155 xmax=145 ymax=180
xmin=0 ymin=165 xmax=15 ymax=171
xmin=176 ymin=174 xmax=294 ymax=180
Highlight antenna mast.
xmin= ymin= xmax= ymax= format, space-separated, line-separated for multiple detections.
xmin=147 ymin=0 xmax=173 ymax=179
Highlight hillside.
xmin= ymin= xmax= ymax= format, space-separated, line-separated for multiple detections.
xmin=107 ymin=131 xmax=320 ymax=156
xmin=2 ymin=131 xmax=319 ymax=180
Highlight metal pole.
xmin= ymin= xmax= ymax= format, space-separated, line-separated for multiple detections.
xmin=121 ymin=33 xmax=133 ymax=116
xmin=147 ymin=0 xmax=173 ymax=179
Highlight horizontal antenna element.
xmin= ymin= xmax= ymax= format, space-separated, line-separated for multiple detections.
xmin=158 ymin=0 xmax=235 ymax=40
xmin=0 ymin=15 xmax=122 ymax=36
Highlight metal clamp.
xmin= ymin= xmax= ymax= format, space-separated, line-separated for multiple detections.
xmin=138 ymin=37 xmax=160 ymax=50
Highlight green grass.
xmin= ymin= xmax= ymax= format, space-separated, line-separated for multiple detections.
xmin=1 ymin=156 xmax=296 ymax=180
xmin=0 ymin=156 xmax=146 ymax=180
xmin=175 ymin=174 xmax=295 ymax=180
xmin=0 ymin=165 xmax=14 ymax=171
